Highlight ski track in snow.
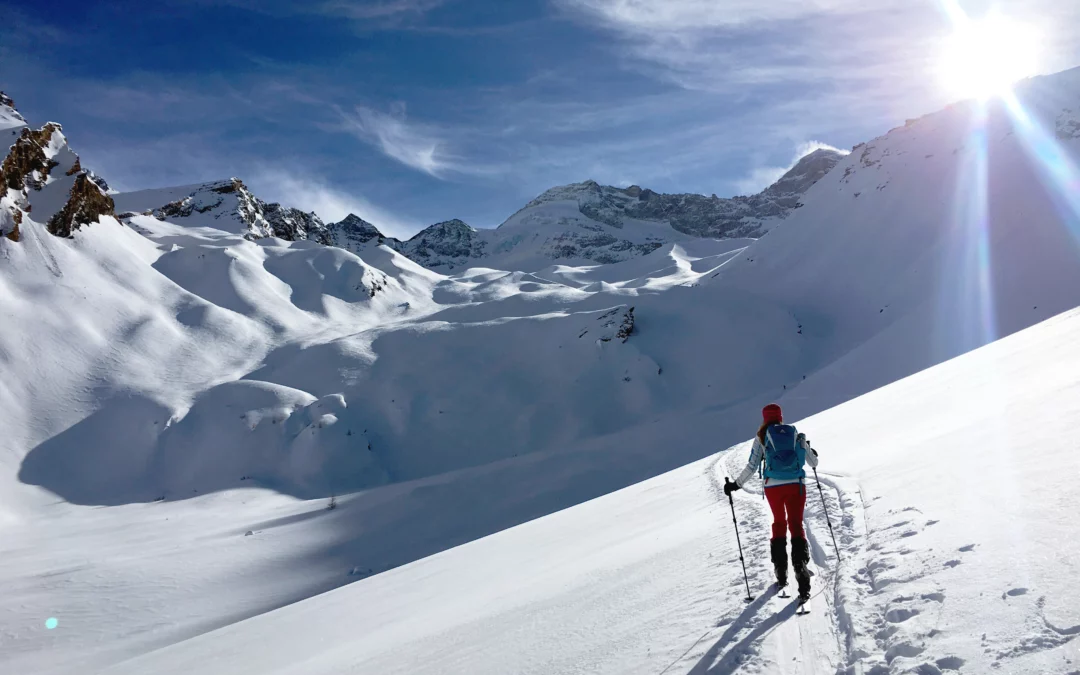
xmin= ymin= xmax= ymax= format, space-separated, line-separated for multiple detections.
xmin=678 ymin=449 xmax=844 ymax=675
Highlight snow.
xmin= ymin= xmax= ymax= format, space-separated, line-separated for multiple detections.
xmin=0 ymin=95 xmax=26 ymax=132
xmin=94 ymin=306 xmax=1080 ymax=674
xmin=2 ymin=66 xmax=1080 ymax=675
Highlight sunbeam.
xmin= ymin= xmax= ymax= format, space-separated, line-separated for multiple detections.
xmin=1000 ymin=91 xmax=1080 ymax=236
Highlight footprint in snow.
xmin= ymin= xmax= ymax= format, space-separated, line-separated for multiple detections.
xmin=959 ymin=544 xmax=976 ymax=552
xmin=1003 ymin=587 xmax=1028 ymax=598
xmin=885 ymin=607 xmax=920 ymax=623
xmin=936 ymin=656 xmax=965 ymax=671
xmin=943 ymin=560 xmax=962 ymax=569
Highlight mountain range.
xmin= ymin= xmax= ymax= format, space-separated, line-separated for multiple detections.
xmin=1 ymin=91 xmax=841 ymax=272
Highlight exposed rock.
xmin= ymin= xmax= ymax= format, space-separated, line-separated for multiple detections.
xmin=384 ymin=150 xmax=840 ymax=271
xmin=131 ymin=178 xmax=330 ymax=243
xmin=615 ymin=306 xmax=635 ymax=342
xmin=324 ymin=214 xmax=391 ymax=253
xmin=398 ymin=219 xmax=486 ymax=267
xmin=88 ymin=172 xmax=110 ymax=193
xmin=262 ymin=202 xmax=329 ymax=244
xmin=593 ymin=306 xmax=635 ymax=343
xmin=47 ymin=173 xmax=117 ymax=238
xmin=2 ymin=123 xmax=63 ymax=191
xmin=4 ymin=207 xmax=21 ymax=242
xmin=1057 ymin=109 xmax=1080 ymax=140
xmin=576 ymin=149 xmax=842 ymax=240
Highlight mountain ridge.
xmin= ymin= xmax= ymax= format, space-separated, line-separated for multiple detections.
xmin=0 ymin=88 xmax=842 ymax=272
xmin=317 ymin=147 xmax=842 ymax=270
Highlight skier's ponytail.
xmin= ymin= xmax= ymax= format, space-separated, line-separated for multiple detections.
xmin=756 ymin=421 xmax=770 ymax=443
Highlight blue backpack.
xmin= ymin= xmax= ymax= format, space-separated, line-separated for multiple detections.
xmin=762 ymin=424 xmax=806 ymax=482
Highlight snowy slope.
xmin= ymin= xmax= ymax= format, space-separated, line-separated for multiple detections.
xmin=98 ymin=306 xmax=1080 ymax=675
xmin=711 ymin=66 xmax=1080 ymax=417
xmin=0 ymin=91 xmax=27 ymax=132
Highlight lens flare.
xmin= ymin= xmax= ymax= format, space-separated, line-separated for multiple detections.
xmin=937 ymin=12 xmax=1039 ymax=100
xmin=45 ymin=617 xmax=58 ymax=630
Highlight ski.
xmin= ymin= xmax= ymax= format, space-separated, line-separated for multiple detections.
xmin=796 ymin=596 xmax=811 ymax=615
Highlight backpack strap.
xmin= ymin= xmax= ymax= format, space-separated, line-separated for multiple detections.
xmin=763 ymin=427 xmax=774 ymax=475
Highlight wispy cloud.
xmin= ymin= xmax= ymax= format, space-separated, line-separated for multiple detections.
xmin=556 ymin=0 xmax=1080 ymax=99
xmin=249 ymin=168 xmax=419 ymax=238
xmin=734 ymin=141 xmax=848 ymax=196
xmin=335 ymin=103 xmax=493 ymax=179
xmin=557 ymin=0 xmax=875 ymax=31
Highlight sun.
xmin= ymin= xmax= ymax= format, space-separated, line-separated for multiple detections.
xmin=937 ymin=13 xmax=1040 ymax=100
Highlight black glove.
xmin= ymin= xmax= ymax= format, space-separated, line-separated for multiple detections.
xmin=724 ymin=478 xmax=741 ymax=496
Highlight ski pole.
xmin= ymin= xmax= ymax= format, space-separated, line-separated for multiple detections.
xmin=812 ymin=466 xmax=842 ymax=564
xmin=724 ymin=477 xmax=754 ymax=602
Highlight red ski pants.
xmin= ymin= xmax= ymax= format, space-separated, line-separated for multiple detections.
xmin=765 ymin=483 xmax=806 ymax=540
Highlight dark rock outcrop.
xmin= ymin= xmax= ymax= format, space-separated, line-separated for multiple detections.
xmin=47 ymin=173 xmax=117 ymax=238
xmin=5 ymin=208 xmax=21 ymax=242
xmin=263 ymin=202 xmax=329 ymax=244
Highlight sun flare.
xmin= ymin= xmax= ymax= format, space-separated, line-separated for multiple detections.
xmin=938 ymin=13 xmax=1039 ymax=100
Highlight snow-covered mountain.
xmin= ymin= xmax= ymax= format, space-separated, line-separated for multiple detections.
xmin=91 ymin=138 xmax=838 ymax=274
xmin=3 ymin=65 xmax=1080 ymax=675
xmin=321 ymin=148 xmax=842 ymax=271
xmin=114 ymin=178 xmax=331 ymax=243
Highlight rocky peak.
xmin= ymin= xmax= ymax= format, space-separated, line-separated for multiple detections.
xmin=122 ymin=178 xmax=330 ymax=243
xmin=762 ymin=148 xmax=844 ymax=199
xmin=326 ymin=214 xmax=385 ymax=243
xmin=2 ymin=122 xmax=65 ymax=191
xmin=261 ymin=201 xmax=328 ymax=244
xmin=398 ymin=219 xmax=486 ymax=268
xmin=0 ymin=102 xmax=117 ymax=244
xmin=410 ymin=218 xmax=475 ymax=239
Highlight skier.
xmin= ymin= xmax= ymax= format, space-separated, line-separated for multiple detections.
xmin=724 ymin=403 xmax=818 ymax=604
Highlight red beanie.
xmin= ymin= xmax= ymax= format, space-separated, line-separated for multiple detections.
xmin=762 ymin=403 xmax=783 ymax=424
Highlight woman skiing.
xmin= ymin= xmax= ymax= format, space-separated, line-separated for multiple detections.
xmin=724 ymin=403 xmax=818 ymax=603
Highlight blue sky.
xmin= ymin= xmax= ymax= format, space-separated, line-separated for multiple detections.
xmin=2 ymin=0 xmax=1078 ymax=237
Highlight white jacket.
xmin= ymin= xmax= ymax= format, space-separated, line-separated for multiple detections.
xmin=734 ymin=430 xmax=818 ymax=488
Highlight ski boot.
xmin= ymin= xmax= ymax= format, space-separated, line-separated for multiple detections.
xmin=770 ymin=537 xmax=789 ymax=595
xmin=791 ymin=536 xmax=811 ymax=604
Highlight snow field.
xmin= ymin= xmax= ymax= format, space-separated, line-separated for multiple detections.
xmin=97 ymin=305 xmax=1080 ymax=675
